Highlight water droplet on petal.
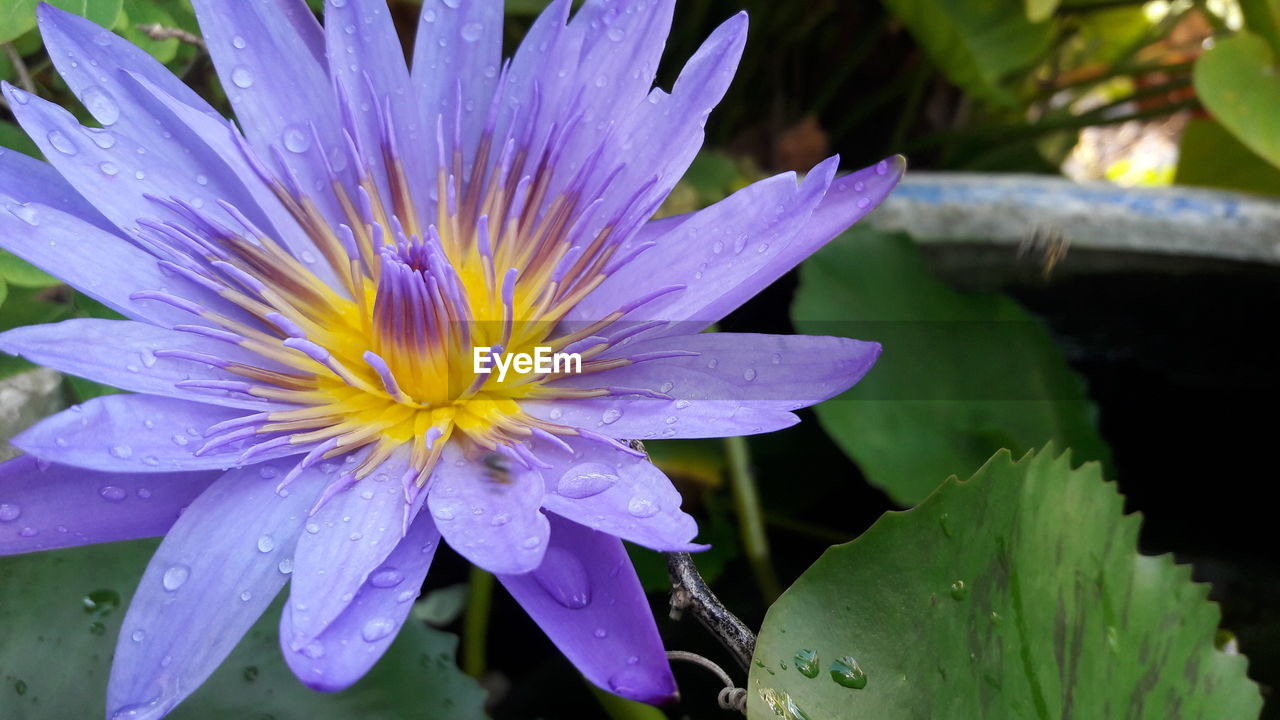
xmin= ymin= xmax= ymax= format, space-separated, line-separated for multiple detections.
xmin=283 ymin=125 xmax=311 ymax=153
xmin=278 ymin=557 xmax=294 ymax=574
xmin=99 ymin=162 xmax=118 ymax=176
xmin=162 ymin=564 xmax=190 ymax=591
xmin=99 ymin=486 xmax=127 ymax=502
xmin=532 ymin=546 xmax=592 ymax=609
xmin=240 ymin=590 xmax=252 ymax=602
xmin=593 ymin=627 xmax=608 ymax=638
xmin=626 ymin=496 xmax=660 ymax=518
xmin=461 ymin=22 xmax=483 ymax=42
xmin=110 ymin=445 xmax=133 ymax=459
xmin=47 ymin=130 xmax=77 ymax=155
xmin=743 ymin=368 xmax=757 ymax=381
xmin=81 ymin=86 xmax=120 ymax=125
xmin=369 ymin=568 xmax=404 ymax=588
xmin=601 ymin=408 xmax=622 ymax=425
xmin=131 ymin=629 xmax=145 ymax=642
xmin=232 ymin=35 xmax=246 ymax=49
xmin=300 ymin=641 xmax=325 ymax=659
xmin=361 ymin=617 xmax=396 ymax=642
xmin=257 ymin=535 xmax=275 ymax=553
xmin=230 ymin=66 xmax=254 ymax=88
xmin=557 ymin=463 xmax=618 ymax=499
xmin=7 ymin=202 xmax=39 ymax=225
xmin=0 ymin=504 xmax=20 ymax=522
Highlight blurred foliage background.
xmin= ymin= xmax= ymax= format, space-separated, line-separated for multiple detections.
xmin=2 ymin=1 xmax=1278 ymax=719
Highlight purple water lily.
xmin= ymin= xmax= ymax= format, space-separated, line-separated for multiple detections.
xmin=0 ymin=0 xmax=899 ymax=717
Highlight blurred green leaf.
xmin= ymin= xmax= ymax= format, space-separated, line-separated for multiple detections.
xmin=791 ymin=227 xmax=1109 ymax=506
xmin=0 ymin=285 xmax=70 ymax=379
xmin=1194 ymin=32 xmax=1280 ymax=170
xmin=0 ymin=540 xmax=489 ymax=719
xmin=1024 ymin=0 xmax=1059 ymax=23
xmin=1176 ymin=117 xmax=1280 ymax=196
xmin=747 ymin=446 xmax=1263 ymax=719
xmin=0 ymin=0 xmax=124 ymax=43
xmin=0 ymin=251 xmax=60 ymax=288
xmin=881 ymin=0 xmax=1053 ymax=105
xmin=116 ymin=0 xmax=181 ymax=64
xmin=0 ymin=121 xmax=40 ymax=157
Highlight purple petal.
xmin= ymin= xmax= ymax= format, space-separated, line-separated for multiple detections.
xmin=528 ymin=332 xmax=881 ymax=439
xmin=0 ymin=455 xmax=216 ymax=556
xmin=12 ymin=394 xmax=302 ymax=473
xmin=498 ymin=515 xmax=677 ymax=704
xmin=106 ymin=458 xmax=326 ymax=720
xmin=0 ymin=146 xmax=113 ymax=232
xmin=427 ymin=441 xmax=549 ymax=574
xmin=189 ymin=0 xmax=352 ymax=228
xmin=0 ymin=318 xmax=286 ymax=410
xmin=411 ymin=0 xmax=502 ymax=165
xmin=568 ymin=156 xmax=835 ymax=331
xmin=36 ymin=4 xmax=216 ymax=129
xmin=280 ymin=510 xmax=441 ymax=691
xmin=0 ymin=196 xmax=214 ymax=327
xmin=286 ymin=448 xmax=414 ymax=648
xmin=534 ymin=433 xmax=702 ymax=552
xmin=326 ymin=0 xmax=424 ymax=216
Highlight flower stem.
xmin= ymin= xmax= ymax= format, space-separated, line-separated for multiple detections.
xmin=724 ymin=435 xmax=781 ymax=602
xmin=462 ymin=566 xmax=493 ymax=677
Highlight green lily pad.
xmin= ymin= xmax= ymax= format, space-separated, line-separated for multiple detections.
xmin=792 ymin=227 xmax=1110 ymax=506
xmin=0 ymin=0 xmax=123 ymax=43
xmin=0 ymin=540 xmax=487 ymax=719
xmin=1194 ymin=32 xmax=1280 ymax=170
xmin=880 ymin=0 xmax=1053 ymax=105
xmin=748 ymin=447 xmax=1263 ymax=720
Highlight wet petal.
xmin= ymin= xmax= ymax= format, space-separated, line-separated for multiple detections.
xmin=428 ymin=441 xmax=549 ymax=574
xmin=286 ymin=448 xmax=415 ymax=647
xmin=106 ymin=458 xmax=326 ymax=720
xmin=499 ymin=515 xmax=677 ymax=704
xmin=411 ymin=0 xmax=502 ymax=164
xmin=535 ymin=434 xmax=701 ymax=552
xmin=0 ymin=145 xmax=113 ymax=232
xmin=12 ymin=394 xmax=301 ymax=473
xmin=0 ymin=318 xmax=287 ymax=410
xmin=0 ymin=455 xmax=216 ymax=556
xmin=528 ymin=332 xmax=881 ymax=440
xmin=280 ymin=509 xmax=440 ymax=691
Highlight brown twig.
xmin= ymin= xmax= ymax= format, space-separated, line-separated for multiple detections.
xmin=135 ymin=24 xmax=206 ymax=49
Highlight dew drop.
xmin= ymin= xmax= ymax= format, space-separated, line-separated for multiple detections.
xmin=361 ymin=617 xmax=396 ymax=642
xmin=230 ymin=66 xmax=254 ymax=88
xmin=282 ymin=125 xmax=311 ymax=153
xmin=47 ymin=130 xmax=77 ymax=155
xmin=7 ymin=202 xmax=39 ymax=225
xmin=743 ymin=368 xmax=757 ymax=381
xmin=557 ymin=463 xmax=619 ymax=499
xmin=99 ymin=486 xmax=127 ymax=502
xmin=829 ymin=655 xmax=868 ymax=689
xmin=601 ymin=408 xmax=622 ymax=425
xmin=0 ymin=504 xmax=20 ymax=522
xmin=593 ymin=627 xmax=608 ymax=638
xmin=626 ymin=496 xmax=660 ymax=518
xmin=442 ymin=0 xmax=460 ymax=7
xmin=732 ymin=234 xmax=747 ymax=254
xmin=18 ymin=527 xmax=37 ymax=537
xmin=949 ymin=579 xmax=968 ymax=600
xmin=98 ymin=162 xmax=119 ymax=178
xmin=239 ymin=590 xmax=252 ymax=602
xmin=461 ymin=22 xmax=483 ymax=42
xmin=131 ymin=629 xmax=145 ymax=643
xmin=533 ymin=546 xmax=592 ymax=609
xmin=162 ymin=564 xmax=190 ymax=591
xmin=278 ymin=557 xmax=294 ymax=575
xmin=257 ymin=534 xmax=275 ymax=553
xmin=712 ymin=240 xmax=724 ymax=253
xmin=522 ymin=536 xmax=542 ymax=550
xmin=300 ymin=641 xmax=325 ymax=659
xmin=232 ymin=35 xmax=246 ymax=49
xmin=876 ymin=159 xmax=889 ymax=175
xmin=110 ymin=445 xmax=132 ymax=459
xmin=857 ymin=197 xmax=871 ymax=209
xmin=81 ymin=86 xmax=120 ymax=125
xmin=369 ymin=568 xmax=404 ymax=588
xmin=794 ymin=648 xmax=820 ymax=678
xmin=136 ymin=488 xmax=152 ymax=499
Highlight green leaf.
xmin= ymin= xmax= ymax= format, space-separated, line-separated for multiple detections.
xmin=791 ymin=227 xmax=1110 ymax=506
xmin=1194 ymin=32 xmax=1280 ymax=170
xmin=116 ymin=0 xmax=181 ymax=64
xmin=1024 ymin=0 xmax=1060 ymax=23
xmin=1176 ymin=117 xmax=1280 ymax=195
xmin=0 ymin=121 xmax=40 ymax=157
xmin=0 ymin=0 xmax=123 ymax=43
xmin=0 ymin=540 xmax=489 ymax=718
xmin=747 ymin=447 xmax=1263 ymax=720
xmin=880 ymin=0 xmax=1053 ymax=105
xmin=0 ymin=251 xmax=60 ymax=288
xmin=0 ymin=285 xmax=71 ymax=379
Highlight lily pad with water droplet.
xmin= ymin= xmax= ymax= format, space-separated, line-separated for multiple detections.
xmin=0 ymin=539 xmax=486 ymax=718
xmin=747 ymin=446 xmax=1262 ymax=719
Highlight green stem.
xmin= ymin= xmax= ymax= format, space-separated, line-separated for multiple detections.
xmin=724 ymin=435 xmax=781 ymax=602
xmin=462 ymin=566 xmax=493 ymax=678
xmin=588 ymin=683 xmax=668 ymax=720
